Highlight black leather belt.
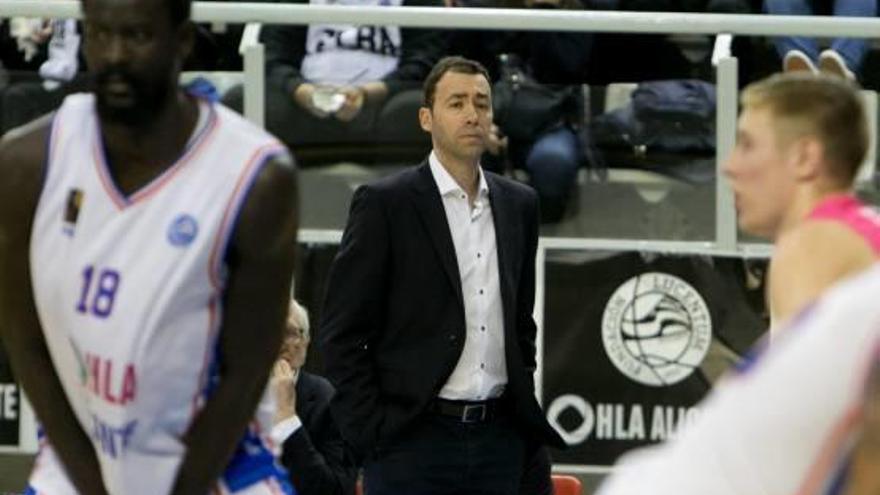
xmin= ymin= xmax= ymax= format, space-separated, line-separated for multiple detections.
xmin=430 ymin=398 xmax=501 ymax=423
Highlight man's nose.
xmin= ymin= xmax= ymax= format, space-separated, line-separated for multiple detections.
xmin=721 ymin=155 xmax=736 ymax=179
xmin=463 ymin=103 xmax=478 ymax=123
xmin=104 ymin=35 xmax=129 ymax=65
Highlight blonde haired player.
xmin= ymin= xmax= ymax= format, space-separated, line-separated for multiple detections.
xmin=724 ymin=73 xmax=879 ymax=332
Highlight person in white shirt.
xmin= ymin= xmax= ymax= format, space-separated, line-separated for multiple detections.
xmin=318 ymin=56 xmax=564 ymax=495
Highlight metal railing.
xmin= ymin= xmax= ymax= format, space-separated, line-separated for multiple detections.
xmin=4 ymin=1 xmax=880 ymax=37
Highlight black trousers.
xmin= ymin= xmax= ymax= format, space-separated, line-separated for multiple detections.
xmin=364 ymin=412 xmax=526 ymax=495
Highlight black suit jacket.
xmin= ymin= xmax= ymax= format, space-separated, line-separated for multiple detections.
xmin=281 ymin=371 xmax=358 ymax=495
xmin=319 ymin=160 xmax=565 ymax=460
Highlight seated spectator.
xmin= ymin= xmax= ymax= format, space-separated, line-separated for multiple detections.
xmin=766 ymin=0 xmax=877 ymax=81
xmin=223 ymin=0 xmax=445 ymax=153
xmin=0 ymin=16 xmax=87 ymax=132
xmin=447 ymin=0 xmax=592 ymax=223
xmin=270 ymin=299 xmax=358 ymax=495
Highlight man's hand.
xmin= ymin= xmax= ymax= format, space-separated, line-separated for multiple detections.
xmin=334 ymin=86 xmax=366 ymax=122
xmin=293 ymin=83 xmax=331 ymax=119
xmin=272 ymin=359 xmax=298 ymax=424
xmin=485 ymin=124 xmax=508 ymax=156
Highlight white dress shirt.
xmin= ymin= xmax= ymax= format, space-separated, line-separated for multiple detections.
xmin=429 ymin=152 xmax=507 ymax=401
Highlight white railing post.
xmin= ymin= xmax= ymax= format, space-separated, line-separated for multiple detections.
xmin=713 ymin=34 xmax=738 ymax=250
xmin=239 ymin=22 xmax=265 ymax=128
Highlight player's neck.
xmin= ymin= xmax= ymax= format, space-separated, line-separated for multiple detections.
xmin=776 ymin=183 xmax=853 ymax=238
xmin=100 ymin=91 xmax=199 ymax=172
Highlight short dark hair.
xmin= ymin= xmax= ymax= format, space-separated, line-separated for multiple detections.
xmin=81 ymin=0 xmax=191 ymax=27
xmin=422 ymin=56 xmax=491 ymax=109
xmin=742 ymin=73 xmax=869 ymax=185
xmin=166 ymin=0 xmax=192 ymax=27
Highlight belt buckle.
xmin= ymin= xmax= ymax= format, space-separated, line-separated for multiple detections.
xmin=462 ymin=404 xmax=487 ymax=423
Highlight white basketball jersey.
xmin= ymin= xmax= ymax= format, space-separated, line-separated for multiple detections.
xmin=27 ymin=94 xmax=293 ymax=495
xmin=597 ymin=264 xmax=880 ymax=495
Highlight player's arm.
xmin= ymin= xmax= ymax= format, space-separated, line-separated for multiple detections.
xmin=171 ymin=153 xmax=298 ymax=494
xmin=768 ymin=221 xmax=875 ymax=332
xmin=0 ymin=117 xmax=109 ymax=494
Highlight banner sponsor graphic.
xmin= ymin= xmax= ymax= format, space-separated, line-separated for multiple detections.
xmin=0 ymin=348 xmax=21 ymax=447
xmin=542 ymin=250 xmax=768 ymax=466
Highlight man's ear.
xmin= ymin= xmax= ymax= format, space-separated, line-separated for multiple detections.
xmin=790 ymin=136 xmax=824 ymax=181
xmin=177 ymin=21 xmax=197 ymax=68
xmin=419 ymin=107 xmax=432 ymax=133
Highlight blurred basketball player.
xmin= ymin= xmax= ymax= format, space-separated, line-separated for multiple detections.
xmin=596 ymin=262 xmax=880 ymax=495
xmin=0 ymin=0 xmax=298 ymax=493
xmin=722 ymin=73 xmax=879 ymax=334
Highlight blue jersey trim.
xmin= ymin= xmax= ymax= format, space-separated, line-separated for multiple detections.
xmin=223 ymin=427 xmax=296 ymax=494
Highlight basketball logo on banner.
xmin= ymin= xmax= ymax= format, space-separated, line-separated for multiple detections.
xmin=602 ymin=272 xmax=712 ymax=386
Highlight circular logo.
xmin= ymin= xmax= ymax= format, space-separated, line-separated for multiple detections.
xmin=602 ymin=272 xmax=712 ymax=387
xmin=167 ymin=214 xmax=199 ymax=247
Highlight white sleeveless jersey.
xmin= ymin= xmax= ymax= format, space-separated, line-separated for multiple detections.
xmin=597 ymin=264 xmax=880 ymax=495
xmin=27 ymin=94 xmax=294 ymax=495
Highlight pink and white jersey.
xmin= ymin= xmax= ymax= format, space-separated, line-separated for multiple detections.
xmin=808 ymin=194 xmax=880 ymax=255
xmin=596 ymin=263 xmax=880 ymax=495
xmin=27 ymin=93 xmax=292 ymax=495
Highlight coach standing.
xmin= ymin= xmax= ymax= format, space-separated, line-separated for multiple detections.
xmin=319 ymin=56 xmax=564 ymax=494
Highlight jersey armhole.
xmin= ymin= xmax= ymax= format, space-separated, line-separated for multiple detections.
xmin=208 ymin=144 xmax=288 ymax=290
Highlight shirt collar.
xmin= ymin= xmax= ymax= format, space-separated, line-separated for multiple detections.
xmin=428 ymin=151 xmax=489 ymax=199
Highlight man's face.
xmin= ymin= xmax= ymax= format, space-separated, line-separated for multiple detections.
xmin=279 ymin=315 xmax=309 ymax=370
xmin=82 ymin=0 xmax=188 ymax=126
xmin=420 ymin=71 xmax=493 ymax=163
xmin=723 ymin=106 xmax=798 ymax=239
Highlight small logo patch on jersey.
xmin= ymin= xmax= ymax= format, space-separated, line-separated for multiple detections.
xmin=62 ymin=189 xmax=84 ymax=236
xmin=167 ymin=214 xmax=199 ymax=247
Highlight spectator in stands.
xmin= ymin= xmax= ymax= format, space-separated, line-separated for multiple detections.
xmin=766 ymin=0 xmax=877 ymax=81
xmin=447 ymin=0 xmax=592 ymax=223
xmin=0 ymin=17 xmax=87 ymax=132
xmin=270 ymin=299 xmax=358 ymax=495
xmin=223 ymin=0 xmax=445 ymax=152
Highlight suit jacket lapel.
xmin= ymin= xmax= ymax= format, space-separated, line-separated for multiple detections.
xmin=487 ymin=175 xmax=517 ymax=334
xmin=411 ymin=163 xmax=464 ymax=309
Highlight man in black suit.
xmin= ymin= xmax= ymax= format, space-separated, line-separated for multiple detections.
xmin=319 ymin=56 xmax=564 ymax=495
xmin=271 ymin=299 xmax=358 ymax=495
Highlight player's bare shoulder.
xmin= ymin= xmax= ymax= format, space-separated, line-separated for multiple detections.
xmin=779 ymin=220 xmax=875 ymax=272
xmin=0 ymin=114 xmax=55 ymax=225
